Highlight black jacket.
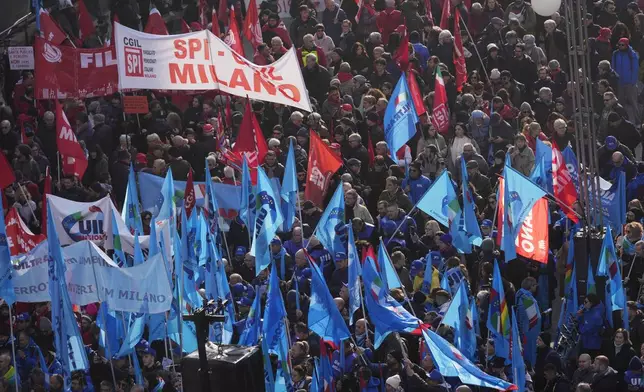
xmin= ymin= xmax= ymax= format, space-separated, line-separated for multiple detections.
xmin=591 ymin=367 xmax=619 ymax=392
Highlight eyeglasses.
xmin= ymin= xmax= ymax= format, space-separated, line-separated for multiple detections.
xmin=604 ymin=99 xmax=611 ymax=102
xmin=618 ymin=43 xmax=626 ymax=47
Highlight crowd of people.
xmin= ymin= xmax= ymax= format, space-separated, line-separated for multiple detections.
xmin=1 ymin=0 xmax=644 ymax=391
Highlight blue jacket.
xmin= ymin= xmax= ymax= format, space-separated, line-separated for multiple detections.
xmin=578 ymin=303 xmax=606 ymax=350
xmin=412 ymin=43 xmax=430 ymax=71
xmin=16 ymin=339 xmax=44 ymax=382
xmin=402 ymin=175 xmax=432 ymax=204
xmin=612 ymin=47 xmax=639 ymax=85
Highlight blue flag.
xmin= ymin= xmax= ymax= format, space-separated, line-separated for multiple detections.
xmin=122 ymin=164 xmax=143 ymax=234
xmin=131 ymin=351 xmax=144 ymax=386
xmin=511 ymin=308 xmax=526 ymax=392
xmin=157 ymin=168 xmax=176 ymax=223
xmin=238 ymin=288 xmax=261 ymax=346
xmin=378 ymin=241 xmax=402 ymax=291
xmin=262 ymin=263 xmax=288 ymax=355
xmin=384 ymin=73 xmax=419 ymax=155
xmin=47 ymin=202 xmax=89 ymax=389
xmin=261 ymin=338 xmax=276 ymax=392
xmin=0 ymin=190 xmax=15 ymax=305
xmin=251 ymin=166 xmax=284 ymax=275
xmin=362 ymin=255 xmax=420 ymax=348
xmin=417 ymin=171 xmax=460 ymax=228
xmin=534 ymin=139 xmax=553 ymax=193
xmin=133 ymin=231 xmax=144 ymax=265
xmin=309 ymin=256 xmax=351 ymax=343
xmin=515 ymin=288 xmax=541 ymax=367
xmin=442 ymin=280 xmax=476 ymax=360
xmin=111 ymin=208 xmax=127 ymax=267
xmin=240 ymin=156 xmax=256 ymax=235
xmin=281 ymin=138 xmax=298 ymax=231
xmin=316 ymin=184 xmax=345 ymax=262
xmin=96 ymin=303 xmax=123 ymax=359
xmin=214 ymin=253 xmax=235 ymax=344
xmin=116 ymin=312 xmax=146 ymax=357
xmin=502 ymin=165 xmax=547 ymax=261
xmin=347 ymin=224 xmax=362 ymax=325
xmin=204 ymin=158 xmax=221 ymax=235
xmin=487 ymin=260 xmax=510 ymax=359
xmin=597 ymin=225 xmax=625 ymax=327
xmin=561 ymin=146 xmax=579 ymax=191
xmin=422 ymin=328 xmax=514 ymax=390
xmin=460 ymin=157 xmax=483 ymax=250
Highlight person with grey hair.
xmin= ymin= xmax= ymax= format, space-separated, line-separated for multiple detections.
xmin=544 ymin=19 xmax=567 ymax=65
xmin=270 ymin=36 xmax=288 ymax=60
xmin=523 ymin=34 xmax=546 ymax=66
xmin=313 ymin=23 xmax=335 ymax=62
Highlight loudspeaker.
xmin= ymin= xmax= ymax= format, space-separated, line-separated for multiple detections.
xmin=181 ymin=344 xmax=264 ymax=392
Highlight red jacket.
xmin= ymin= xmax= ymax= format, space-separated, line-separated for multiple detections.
xmin=262 ymin=24 xmax=293 ymax=49
xmin=376 ymin=8 xmax=403 ymax=45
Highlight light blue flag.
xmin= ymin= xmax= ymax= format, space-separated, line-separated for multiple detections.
xmin=0 ymin=189 xmax=15 ymax=305
xmin=515 ymin=288 xmax=541 ymax=367
xmin=487 ymin=260 xmax=510 ymax=359
xmin=238 ymin=288 xmax=261 ymax=346
xmin=251 ymin=166 xmax=284 ymax=275
xmin=347 ymin=225 xmax=362 ymax=325
xmin=597 ymin=225 xmax=625 ymax=327
xmin=195 ymin=211 xmax=209 ymax=267
xmin=308 ymin=258 xmax=351 ymax=343
xmin=511 ymin=308 xmax=526 ymax=392
xmin=240 ymin=156 xmax=256 ymax=236
xmin=561 ymin=146 xmax=579 ymax=191
xmin=384 ymin=73 xmax=419 ymax=155
xmin=262 ymin=263 xmax=289 ymax=355
xmin=131 ymin=351 xmax=144 ymax=386
xmin=534 ymin=139 xmax=553 ymax=193
xmin=133 ymin=231 xmax=144 ymax=265
xmin=111 ymin=208 xmax=127 ymax=267
xmin=47 ymin=202 xmax=89 ymax=390
xmin=362 ymin=255 xmax=420 ymax=348
xmin=460 ymin=157 xmax=483 ymax=249
xmin=502 ymin=165 xmax=547 ymax=261
xmin=316 ymin=184 xmax=345 ymax=262
xmin=442 ymin=280 xmax=476 ymax=360
xmin=214 ymin=254 xmax=235 ymax=344
xmin=122 ymin=164 xmax=143 ymax=234
xmin=148 ymin=218 xmax=159 ymax=257
xmin=116 ymin=312 xmax=146 ymax=357
xmin=417 ymin=171 xmax=459 ymax=228
xmin=281 ymin=138 xmax=298 ymax=231
xmin=275 ymin=338 xmax=294 ymax=392
xmin=471 ymin=296 xmax=480 ymax=336
xmin=587 ymin=261 xmax=596 ymax=295
xmin=378 ymin=241 xmax=402 ymax=291
xmin=422 ymin=328 xmax=514 ymax=390
xmin=204 ymin=158 xmax=221 ymax=235
xmin=310 ymin=358 xmax=321 ymax=392
xmin=157 ymin=168 xmax=176 ymax=223
xmin=261 ymin=338 xmax=276 ymax=392
xmin=204 ymin=233 xmax=221 ymax=301
xmin=96 ymin=303 xmax=123 ymax=359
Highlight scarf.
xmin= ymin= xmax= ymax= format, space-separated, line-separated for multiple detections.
xmin=615 ymin=343 xmax=624 ymax=354
xmin=274 ymin=247 xmax=287 ymax=279
xmin=355 ymin=332 xmax=367 ymax=347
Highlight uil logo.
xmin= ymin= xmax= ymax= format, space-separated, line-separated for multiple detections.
xmin=329 ymin=207 xmax=344 ymax=220
xmin=62 ymin=205 xmax=105 ymax=241
xmin=254 ymin=191 xmax=278 ymax=233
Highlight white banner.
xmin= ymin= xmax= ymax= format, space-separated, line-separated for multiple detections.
xmin=12 ymin=240 xmax=172 ymax=313
xmin=114 ymin=23 xmax=311 ymax=112
xmin=47 ymin=194 xmax=148 ymax=253
xmin=9 ymin=46 xmax=35 ymax=70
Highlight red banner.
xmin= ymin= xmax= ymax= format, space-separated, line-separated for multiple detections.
xmin=5 ymin=208 xmax=45 ymax=256
xmin=497 ymin=178 xmax=549 ymax=263
xmin=34 ymin=37 xmax=118 ymax=99
xmin=305 ymin=131 xmax=342 ymax=207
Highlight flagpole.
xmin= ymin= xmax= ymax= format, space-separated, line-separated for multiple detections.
xmin=457 ymin=13 xmax=492 ymax=91
xmin=17 ymin=185 xmax=39 ymax=226
xmin=56 ymin=152 xmax=61 ymax=188
xmin=7 ymin=307 xmax=18 ymax=392
xmin=102 ymin=317 xmax=120 ymax=390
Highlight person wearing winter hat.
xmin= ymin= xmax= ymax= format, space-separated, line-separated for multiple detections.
xmin=385 ymin=374 xmax=402 ymax=391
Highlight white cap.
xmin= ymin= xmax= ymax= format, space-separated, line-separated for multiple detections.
xmin=386 ymin=375 xmax=401 ymax=389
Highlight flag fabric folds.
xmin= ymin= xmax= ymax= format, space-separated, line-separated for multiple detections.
xmin=243 ymin=0 xmax=263 ymax=47
xmin=384 ymin=73 xmax=418 ymax=156
xmin=347 ymin=224 xmax=362 ymax=325
xmin=280 ymin=139 xmax=298 ymax=231
xmin=552 ymin=141 xmax=579 ymax=223
xmin=240 ymin=156 xmax=255 ymax=235
xmin=597 ymin=225 xmax=625 ymax=327
xmin=487 ymin=260 xmax=510 ymax=358
xmin=0 ymin=190 xmax=15 ymax=305
xmin=442 ymin=280 xmax=476 ymax=360
xmin=251 ymin=166 xmax=284 ymax=275
xmin=308 ymin=257 xmax=351 ymax=343
xmin=511 ymin=308 xmax=526 ymax=392
xmin=144 ymin=8 xmax=169 ymax=35
xmin=431 ymin=66 xmax=450 ymax=134
xmin=224 ymin=6 xmax=245 ymax=55
xmin=378 ymin=241 xmax=403 ymax=291
xmin=422 ymin=329 xmax=516 ymax=390
xmin=515 ymin=288 xmax=541 ymax=367
xmin=502 ymin=165 xmax=547 ymax=261
xmin=305 ymin=130 xmax=343 ymax=207
xmin=56 ymin=100 xmax=88 ymax=179
xmin=122 ymin=164 xmax=143 ymax=235
xmin=238 ymin=288 xmax=261 ymax=346
xmin=362 ymin=255 xmax=420 ymax=348
xmin=262 ymin=263 xmax=288 ymax=356
xmin=460 ymin=157 xmax=483 ymax=249
xmin=316 ymin=184 xmax=345 ymax=261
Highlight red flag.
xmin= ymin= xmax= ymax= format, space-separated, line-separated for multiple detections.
xmin=0 ymin=152 xmax=15 ymax=190
xmin=424 ymin=0 xmax=434 ymax=22
xmin=431 ymin=66 xmax=450 ymax=134
xmin=181 ymin=19 xmax=191 ymax=33
xmin=184 ymin=169 xmax=196 ymax=218
xmin=42 ymin=167 xmax=51 ymax=237
xmin=19 ymin=123 xmax=27 ymax=145
xmin=394 ymin=26 xmax=409 ymax=71
xmin=55 ymin=100 xmax=87 ymax=179
xmin=367 ymin=131 xmax=375 ymax=166
xmin=219 ymin=0 xmax=229 ymax=25
xmin=225 ymin=96 xmax=233 ymax=126
xmin=77 ymin=0 xmax=96 ymax=40
xmin=305 ymin=130 xmax=343 ymax=207
xmin=39 ymin=8 xmax=67 ymax=45
xmin=144 ymin=8 xmax=169 ymax=35
xmin=440 ymin=0 xmax=451 ymax=29
xmin=199 ymin=0 xmax=209 ymax=27
xmin=407 ymin=71 xmax=427 ymax=116
xmin=552 ymin=141 xmax=579 ymax=223
xmin=243 ymin=0 xmax=263 ymax=47
xmin=224 ymin=6 xmax=244 ymax=54
xmin=232 ymin=100 xmax=269 ymax=181
xmin=5 ymin=208 xmax=45 ymax=256
xmin=453 ymin=10 xmax=467 ymax=92
xmin=211 ymin=8 xmax=221 ymax=36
